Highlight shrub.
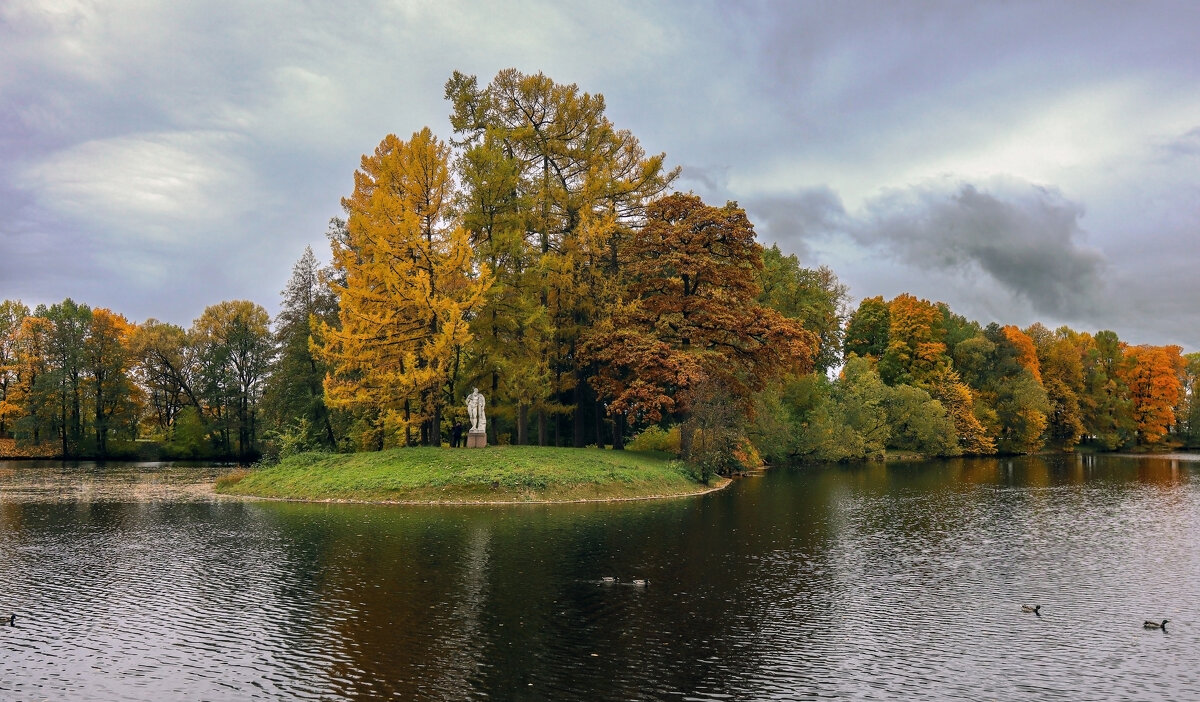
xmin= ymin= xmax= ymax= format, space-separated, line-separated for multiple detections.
xmin=627 ymin=425 xmax=681 ymax=454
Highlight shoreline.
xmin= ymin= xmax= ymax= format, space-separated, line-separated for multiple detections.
xmin=223 ymin=476 xmax=733 ymax=506
xmin=214 ymin=446 xmax=728 ymax=505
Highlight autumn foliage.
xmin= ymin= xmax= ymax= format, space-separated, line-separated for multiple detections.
xmin=0 ymin=68 xmax=1194 ymax=465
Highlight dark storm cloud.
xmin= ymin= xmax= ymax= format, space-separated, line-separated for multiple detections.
xmin=853 ymin=181 xmax=1107 ymax=318
xmin=744 ymin=179 xmax=1110 ymax=321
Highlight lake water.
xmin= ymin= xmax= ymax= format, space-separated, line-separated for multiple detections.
xmin=1 ymin=454 xmax=1198 ymax=701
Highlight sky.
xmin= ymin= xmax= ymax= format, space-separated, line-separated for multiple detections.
xmin=2 ymin=0 xmax=1198 ymax=348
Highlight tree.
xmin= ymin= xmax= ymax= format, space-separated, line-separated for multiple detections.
xmin=446 ymin=68 xmax=678 ymax=446
xmin=129 ymin=319 xmax=199 ymax=435
xmin=1083 ymin=330 xmax=1135 ymax=449
xmin=9 ymin=315 xmax=54 ymax=446
xmin=456 ymin=133 xmax=552 ymax=445
xmin=261 ymin=246 xmax=340 ymax=451
xmin=1002 ymin=325 xmax=1041 ymax=382
xmin=879 ymin=293 xmax=948 ymax=386
xmin=1177 ymin=352 xmax=1200 ymax=447
xmin=835 ymin=356 xmax=890 ymax=457
xmin=884 ymin=383 xmax=959 ymax=457
xmin=193 ymin=300 xmax=273 ymax=461
xmin=1027 ymin=323 xmax=1085 ymax=450
xmin=0 ymin=300 xmax=29 ymax=438
xmin=38 ymin=299 xmax=92 ymax=457
xmin=927 ymin=367 xmax=996 ymax=455
xmin=1122 ymin=344 xmax=1185 ymax=445
xmin=319 ymin=128 xmax=490 ymax=448
xmin=581 ymin=193 xmax=816 ymax=459
xmin=844 ymin=296 xmax=890 ymax=361
xmin=84 ymin=308 xmax=137 ymax=457
xmin=757 ymin=245 xmax=847 ymax=373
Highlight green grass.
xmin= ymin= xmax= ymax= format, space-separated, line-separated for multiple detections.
xmin=215 ymin=445 xmax=726 ymax=503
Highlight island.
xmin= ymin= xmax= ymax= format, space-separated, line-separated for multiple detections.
xmin=215 ymin=446 xmax=729 ymax=504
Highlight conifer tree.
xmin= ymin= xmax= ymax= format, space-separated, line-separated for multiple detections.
xmin=319 ymin=128 xmax=490 ymax=447
xmin=447 ymin=68 xmax=678 ymax=446
xmin=261 ymin=245 xmax=339 ymax=450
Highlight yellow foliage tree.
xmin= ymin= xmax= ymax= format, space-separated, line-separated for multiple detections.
xmin=319 ymin=128 xmax=490 ymax=447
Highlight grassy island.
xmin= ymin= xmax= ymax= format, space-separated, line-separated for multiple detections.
xmin=215 ymin=446 xmax=728 ymax=504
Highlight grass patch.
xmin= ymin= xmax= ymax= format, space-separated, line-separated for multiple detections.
xmin=214 ymin=468 xmax=251 ymax=490
xmin=216 ymin=446 xmax=724 ymax=503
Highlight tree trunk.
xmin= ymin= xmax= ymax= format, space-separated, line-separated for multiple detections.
xmin=594 ymin=400 xmax=605 ymax=448
xmin=573 ymin=371 xmax=587 ymax=448
xmin=518 ymin=404 xmax=528 ymax=445
xmin=613 ymin=413 xmax=626 ymax=450
xmin=538 ymin=409 xmax=547 ymax=446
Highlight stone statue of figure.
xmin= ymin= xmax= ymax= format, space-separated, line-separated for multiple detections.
xmin=466 ymin=387 xmax=486 ymax=432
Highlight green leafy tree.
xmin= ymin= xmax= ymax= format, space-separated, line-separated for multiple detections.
xmin=38 ymin=299 xmax=92 ymax=457
xmin=1083 ymin=330 xmax=1135 ymax=449
xmin=1177 ymin=352 xmax=1200 ymax=447
xmin=884 ymin=383 xmax=959 ymax=456
xmin=844 ymin=296 xmax=890 ymax=361
xmin=757 ymin=245 xmax=847 ymax=373
xmin=1026 ymin=323 xmax=1086 ymax=450
xmin=193 ymin=300 xmax=273 ymax=461
xmin=129 ymin=319 xmax=199 ymax=436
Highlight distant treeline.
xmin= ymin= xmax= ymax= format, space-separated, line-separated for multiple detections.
xmin=1 ymin=69 xmax=1196 ymax=469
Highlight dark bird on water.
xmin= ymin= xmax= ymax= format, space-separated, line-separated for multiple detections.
xmin=1143 ymin=619 xmax=1169 ymax=630
xmin=1021 ymin=605 xmax=1041 ymax=614
xmin=6 ymin=614 xmax=13 ymax=626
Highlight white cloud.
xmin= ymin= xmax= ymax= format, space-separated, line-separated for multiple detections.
xmin=22 ymin=131 xmax=259 ymax=242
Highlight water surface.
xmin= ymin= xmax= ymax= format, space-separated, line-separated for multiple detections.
xmin=1 ymin=454 xmax=1198 ymax=700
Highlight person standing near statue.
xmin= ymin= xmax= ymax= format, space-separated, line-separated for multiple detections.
xmin=451 ymin=420 xmax=464 ymax=448
xmin=465 ymin=387 xmax=487 ymax=447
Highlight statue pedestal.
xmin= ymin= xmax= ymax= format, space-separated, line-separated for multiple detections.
xmin=466 ymin=430 xmax=487 ymax=448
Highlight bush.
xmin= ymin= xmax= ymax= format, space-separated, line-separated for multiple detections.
xmin=627 ymin=425 xmax=682 ymax=454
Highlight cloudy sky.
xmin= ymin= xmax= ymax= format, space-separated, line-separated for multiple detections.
xmin=2 ymin=1 xmax=1198 ymax=348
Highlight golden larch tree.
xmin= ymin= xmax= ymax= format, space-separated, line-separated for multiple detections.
xmin=319 ymin=128 xmax=490 ymax=447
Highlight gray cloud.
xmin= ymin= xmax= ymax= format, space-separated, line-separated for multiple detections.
xmin=1 ymin=0 xmax=1198 ymax=351
xmin=744 ymin=187 xmax=849 ymax=262
xmin=743 ymin=179 xmax=1112 ymax=322
xmin=1160 ymin=127 xmax=1200 ymax=159
xmin=678 ymin=164 xmax=731 ymax=198
xmin=853 ymin=180 xmax=1108 ymax=318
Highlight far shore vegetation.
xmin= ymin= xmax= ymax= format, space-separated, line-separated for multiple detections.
xmin=2 ymin=68 xmax=1199 ymax=488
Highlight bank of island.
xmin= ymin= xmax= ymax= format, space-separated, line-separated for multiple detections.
xmin=215 ymin=446 xmax=728 ymax=504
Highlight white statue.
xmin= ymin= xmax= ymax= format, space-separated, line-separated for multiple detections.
xmin=466 ymin=387 xmax=486 ymax=432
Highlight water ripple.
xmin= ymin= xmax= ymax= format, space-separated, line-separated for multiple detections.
xmin=1 ymin=456 xmax=1198 ymax=700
